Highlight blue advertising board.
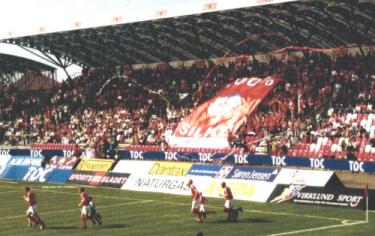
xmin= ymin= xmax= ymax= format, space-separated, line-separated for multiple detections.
xmin=0 ymin=148 xmax=74 ymax=157
xmin=1 ymin=165 xmax=73 ymax=183
xmin=186 ymin=164 xmax=223 ymax=177
xmin=227 ymin=166 xmax=279 ymax=182
xmin=118 ymin=150 xmax=375 ymax=174
xmin=0 ymin=156 xmax=74 ymax=183
xmin=1 ymin=166 xmax=29 ymax=180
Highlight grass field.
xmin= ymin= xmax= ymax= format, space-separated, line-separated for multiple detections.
xmin=0 ymin=180 xmax=373 ymax=236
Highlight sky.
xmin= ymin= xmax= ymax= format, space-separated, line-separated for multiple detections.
xmin=0 ymin=0 xmax=296 ymax=81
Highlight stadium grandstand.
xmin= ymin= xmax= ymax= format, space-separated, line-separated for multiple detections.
xmin=0 ymin=0 xmax=375 ymax=235
xmin=1 ymin=0 xmax=374 ymax=160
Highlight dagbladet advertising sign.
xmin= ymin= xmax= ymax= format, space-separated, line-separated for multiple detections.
xmin=268 ymin=185 xmax=374 ymax=210
xmin=68 ymin=171 xmax=129 ymax=188
xmin=118 ymin=150 xmax=375 ymax=173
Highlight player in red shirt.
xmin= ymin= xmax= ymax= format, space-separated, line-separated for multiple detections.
xmin=23 ymin=186 xmax=45 ymax=230
xmin=198 ymin=192 xmax=216 ymax=219
xmin=78 ymin=187 xmax=90 ymax=228
xmin=220 ymin=182 xmax=243 ymax=221
xmin=186 ymin=179 xmax=203 ymax=223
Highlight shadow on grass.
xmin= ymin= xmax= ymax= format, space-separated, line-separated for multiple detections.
xmin=46 ymin=226 xmax=79 ymax=230
xmin=210 ymin=217 xmax=272 ymax=224
xmin=46 ymin=224 xmax=129 ymax=230
xmin=100 ymin=223 xmax=129 ymax=229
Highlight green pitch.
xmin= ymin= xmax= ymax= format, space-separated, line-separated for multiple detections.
xmin=0 ymin=180 xmax=373 ymax=236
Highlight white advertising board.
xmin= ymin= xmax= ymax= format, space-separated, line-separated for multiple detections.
xmin=275 ymin=168 xmax=334 ymax=187
xmin=112 ymin=160 xmax=155 ymax=174
xmin=121 ymin=173 xmax=276 ymax=202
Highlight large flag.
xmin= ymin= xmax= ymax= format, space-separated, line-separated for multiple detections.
xmin=169 ymin=76 xmax=281 ymax=148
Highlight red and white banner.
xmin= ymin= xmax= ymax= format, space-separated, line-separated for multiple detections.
xmin=170 ymin=76 xmax=281 ymax=148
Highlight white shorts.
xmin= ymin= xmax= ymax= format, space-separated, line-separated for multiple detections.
xmin=26 ymin=205 xmax=37 ymax=215
xmin=191 ymin=200 xmax=199 ymax=211
xmin=81 ymin=205 xmax=91 ymax=216
xmin=224 ymin=200 xmax=234 ymax=209
xmin=199 ymin=204 xmax=206 ymax=212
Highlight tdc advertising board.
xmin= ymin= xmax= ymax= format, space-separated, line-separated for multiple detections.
xmin=1 ymin=156 xmax=77 ymax=183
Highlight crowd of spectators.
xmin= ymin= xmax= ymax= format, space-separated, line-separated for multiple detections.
xmin=0 ymin=50 xmax=374 ymax=159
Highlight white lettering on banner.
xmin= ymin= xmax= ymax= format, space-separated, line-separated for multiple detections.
xmin=337 ymin=195 xmax=363 ymax=207
xmin=0 ymin=150 xmax=11 ymax=157
xmin=48 ymin=156 xmax=78 ymax=169
xmin=23 ymin=167 xmax=53 ymax=182
xmin=234 ymin=154 xmax=248 ymax=164
xmin=297 ymin=192 xmax=335 ymax=201
xmin=348 ymin=161 xmax=364 ymax=172
xmin=165 ymin=152 xmax=178 ymax=161
xmin=130 ymin=151 xmax=144 ymax=159
xmin=309 ymin=158 xmax=325 ymax=169
xmin=199 ymin=153 xmax=213 ymax=162
xmin=234 ymin=77 xmax=273 ymax=87
xmin=69 ymin=173 xmax=94 ymax=182
xmin=9 ymin=157 xmax=42 ymax=166
xmin=232 ymin=169 xmax=272 ymax=181
xmin=62 ymin=150 xmax=73 ymax=157
xmin=101 ymin=176 xmax=127 ymax=185
xmin=31 ymin=150 xmax=43 ymax=157
xmin=271 ymin=156 xmax=286 ymax=166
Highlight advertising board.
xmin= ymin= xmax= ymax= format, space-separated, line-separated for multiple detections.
xmin=117 ymin=150 xmax=375 ymax=174
xmin=274 ymin=168 xmax=335 ymax=187
xmin=268 ymin=185 xmax=374 ymax=210
xmin=227 ymin=166 xmax=279 ymax=182
xmin=68 ymin=171 xmax=129 ymax=188
xmin=186 ymin=164 xmax=222 ymax=177
xmin=148 ymin=161 xmax=192 ymax=176
xmin=122 ymin=174 xmax=276 ymax=202
xmin=121 ymin=174 xmax=191 ymax=195
xmin=112 ymin=160 xmax=154 ymax=174
xmin=75 ymin=159 xmax=114 ymax=172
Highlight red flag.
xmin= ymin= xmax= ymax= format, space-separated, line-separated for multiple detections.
xmin=170 ymin=76 xmax=281 ymax=148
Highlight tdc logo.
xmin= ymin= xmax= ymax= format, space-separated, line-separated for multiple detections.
xmin=348 ymin=161 xmax=364 ymax=172
xmin=271 ymin=156 xmax=286 ymax=166
xmin=130 ymin=151 xmax=143 ymax=159
xmin=309 ymin=158 xmax=325 ymax=169
xmin=23 ymin=167 xmax=53 ymax=182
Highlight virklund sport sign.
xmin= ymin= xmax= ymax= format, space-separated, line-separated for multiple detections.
xmin=170 ymin=76 xmax=281 ymax=148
